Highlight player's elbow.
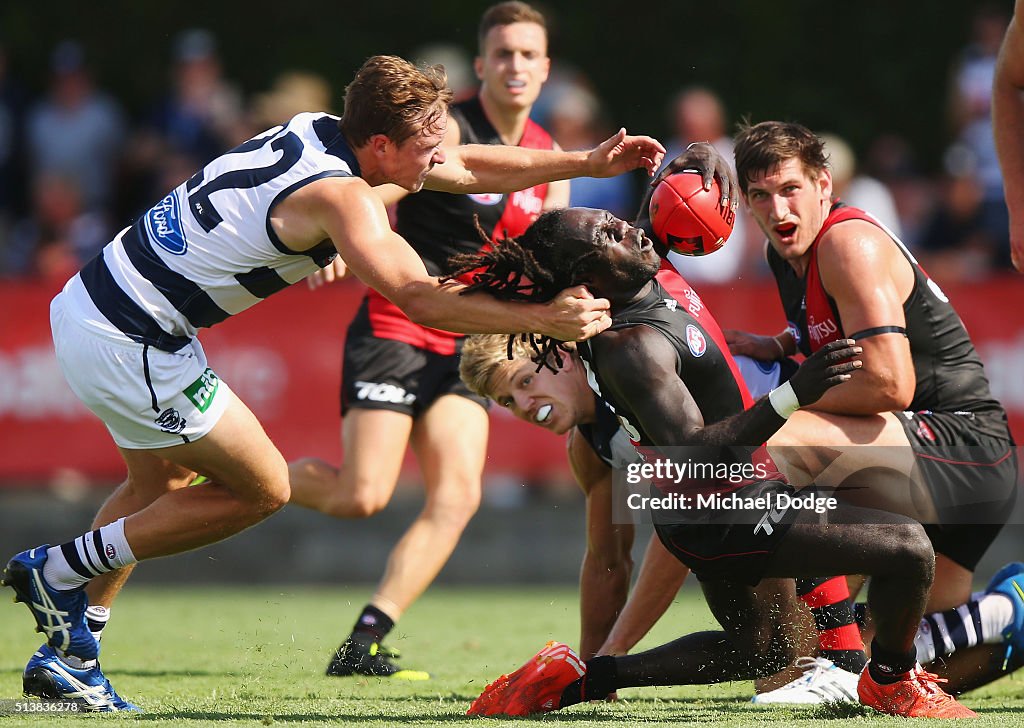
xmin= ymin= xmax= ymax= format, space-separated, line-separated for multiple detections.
xmin=392 ymin=287 xmax=447 ymax=329
xmin=879 ymin=374 xmax=915 ymax=410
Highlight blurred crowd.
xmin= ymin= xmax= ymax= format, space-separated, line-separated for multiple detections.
xmin=0 ymin=9 xmax=1017 ymax=285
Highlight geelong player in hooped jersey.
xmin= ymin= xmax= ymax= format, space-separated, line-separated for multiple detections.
xmin=1 ymin=53 xmax=664 ymax=710
xmin=287 ymin=3 xmax=574 ymax=680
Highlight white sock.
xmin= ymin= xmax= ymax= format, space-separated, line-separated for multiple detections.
xmin=42 ymin=518 xmax=137 ymax=591
xmin=85 ymin=605 xmax=111 ymax=643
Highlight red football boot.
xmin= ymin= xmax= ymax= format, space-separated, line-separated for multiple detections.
xmin=467 ymin=641 xmax=586 ymax=716
xmin=858 ymin=662 xmax=977 ymax=718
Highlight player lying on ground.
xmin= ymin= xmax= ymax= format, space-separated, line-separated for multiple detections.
xmin=450 ymin=206 xmax=977 ymax=718
xmin=0 ymin=55 xmax=664 ymax=712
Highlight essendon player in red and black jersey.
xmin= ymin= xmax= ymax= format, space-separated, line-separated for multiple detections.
xmin=733 ymin=120 xmax=1019 ymax=696
xmin=453 ymin=204 xmax=978 ymax=717
xmin=288 ymin=2 xmax=568 ymax=680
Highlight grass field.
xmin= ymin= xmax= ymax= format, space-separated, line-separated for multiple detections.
xmin=1 ymin=583 xmax=1023 ymax=726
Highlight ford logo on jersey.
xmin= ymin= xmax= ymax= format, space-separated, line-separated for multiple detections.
xmin=145 ymin=192 xmax=187 ymax=255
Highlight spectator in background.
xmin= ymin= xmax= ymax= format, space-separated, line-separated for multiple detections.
xmin=123 ymin=29 xmax=246 ymax=220
xmin=26 ymin=41 xmax=125 ymax=215
xmin=150 ymin=29 xmax=246 ymax=165
xmin=413 ymin=43 xmax=477 ymax=102
xmin=915 ymin=144 xmax=999 ymax=282
xmin=993 ymin=0 xmax=1024 ymax=271
xmin=662 ymin=87 xmax=754 ymax=282
xmin=948 ymin=4 xmax=1012 ymax=268
xmin=820 ymin=133 xmax=902 ymax=238
xmin=5 ymin=173 xmax=108 ymax=282
xmin=546 ymin=84 xmax=637 ymax=219
xmin=249 ymin=71 xmax=333 ymax=130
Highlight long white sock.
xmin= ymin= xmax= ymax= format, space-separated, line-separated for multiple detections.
xmin=42 ymin=518 xmax=137 ymax=591
xmin=914 ymin=592 xmax=1014 ymax=663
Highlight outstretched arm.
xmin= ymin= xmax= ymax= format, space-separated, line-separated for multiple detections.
xmin=425 ymin=129 xmax=665 ymax=194
xmin=308 ymin=179 xmax=611 ymax=339
xmin=994 ymin=0 xmax=1024 ymax=271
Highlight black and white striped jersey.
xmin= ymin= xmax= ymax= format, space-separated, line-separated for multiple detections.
xmin=61 ymin=112 xmax=354 ymax=351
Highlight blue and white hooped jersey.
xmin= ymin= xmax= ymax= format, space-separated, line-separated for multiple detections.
xmin=62 ymin=113 xmax=357 ymax=351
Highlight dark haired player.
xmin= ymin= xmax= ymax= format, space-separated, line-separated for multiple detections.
xmin=452 ymin=206 xmax=976 ymax=718
xmin=287 ymin=2 xmax=574 ymax=679
xmin=728 ymin=121 xmax=1019 ymax=695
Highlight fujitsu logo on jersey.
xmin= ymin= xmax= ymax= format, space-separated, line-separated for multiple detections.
xmin=807 ymin=314 xmax=838 ymax=346
xmin=511 ymin=188 xmax=543 ymax=217
xmin=682 ymin=287 xmax=704 ymax=317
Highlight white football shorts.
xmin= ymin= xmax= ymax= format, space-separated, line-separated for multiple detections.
xmin=50 ymin=292 xmax=233 ymax=449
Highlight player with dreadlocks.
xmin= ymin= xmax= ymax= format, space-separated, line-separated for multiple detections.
xmin=450 ymin=206 xmax=978 ymax=718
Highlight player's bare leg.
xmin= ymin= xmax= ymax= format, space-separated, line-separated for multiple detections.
xmin=83 ymin=454 xmax=197 ymax=645
xmin=325 ymin=395 xmax=487 ymax=679
xmin=373 ymin=395 xmax=487 ymax=617
xmin=289 ymin=408 xmax=412 ymax=517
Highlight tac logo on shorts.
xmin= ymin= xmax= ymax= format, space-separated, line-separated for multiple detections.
xmin=354 ymin=380 xmax=416 ymax=406
xmin=685 ymin=324 xmax=707 ymax=358
xmin=184 ymin=368 xmax=220 ymax=413
xmin=156 ymin=408 xmax=187 ymax=434
xmin=144 ymin=192 xmax=187 ymax=255
xmin=468 ymin=192 xmax=503 ymax=205
xmin=105 ymin=544 xmax=117 ymax=560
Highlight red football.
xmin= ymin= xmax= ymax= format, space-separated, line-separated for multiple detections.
xmin=649 ymin=172 xmax=735 ymax=256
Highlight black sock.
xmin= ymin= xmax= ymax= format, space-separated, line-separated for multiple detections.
xmin=350 ymin=605 xmax=394 ymax=645
xmin=559 ymin=655 xmax=617 ymax=707
xmin=868 ymin=638 xmax=917 ymax=684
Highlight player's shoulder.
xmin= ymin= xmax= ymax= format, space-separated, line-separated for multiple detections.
xmin=818 ymin=214 xmax=894 ymax=270
xmin=594 ymin=323 xmax=678 ymax=374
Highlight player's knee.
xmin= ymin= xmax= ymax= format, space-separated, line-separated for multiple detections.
xmin=426 ymin=480 xmax=481 ymax=527
xmin=336 ymin=487 xmax=389 ymax=519
xmin=889 ymin=523 xmax=934 ymax=582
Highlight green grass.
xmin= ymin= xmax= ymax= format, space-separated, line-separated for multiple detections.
xmin=1 ymin=584 xmax=1022 ymax=726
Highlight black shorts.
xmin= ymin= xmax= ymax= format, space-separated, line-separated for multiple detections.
xmin=899 ymin=410 xmax=1018 ymax=571
xmin=341 ymin=334 xmax=489 ymax=417
xmin=653 ymin=480 xmax=807 ymax=586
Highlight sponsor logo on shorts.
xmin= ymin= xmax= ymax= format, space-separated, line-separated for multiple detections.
xmin=754 ymin=502 xmax=788 ymax=536
xmin=105 ymin=544 xmax=117 ymax=560
xmin=354 ymin=380 xmax=416 ymax=406
xmin=184 ymin=368 xmax=220 ymax=413
xmin=685 ymin=324 xmax=707 ymax=358
xmin=144 ymin=192 xmax=188 ymax=255
xmin=155 ymin=408 xmax=187 ymax=434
